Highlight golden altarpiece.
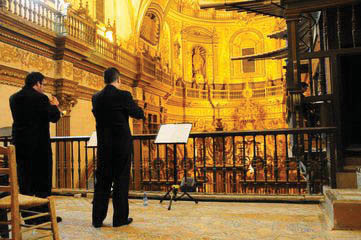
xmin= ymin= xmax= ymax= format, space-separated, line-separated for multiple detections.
xmin=0 ymin=0 xmax=297 ymax=193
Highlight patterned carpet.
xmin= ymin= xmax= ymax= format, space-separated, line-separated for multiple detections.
xmin=38 ymin=196 xmax=361 ymax=239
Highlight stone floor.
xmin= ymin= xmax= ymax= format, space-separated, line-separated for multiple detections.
xmin=27 ymin=196 xmax=361 ymax=239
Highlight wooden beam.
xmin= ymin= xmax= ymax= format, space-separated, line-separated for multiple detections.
xmin=299 ymin=47 xmax=361 ymax=59
xmin=199 ymin=0 xmax=273 ymax=9
xmin=285 ymin=0 xmax=361 ymax=15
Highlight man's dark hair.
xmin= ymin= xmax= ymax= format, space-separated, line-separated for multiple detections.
xmin=25 ymin=72 xmax=44 ymax=88
xmin=104 ymin=67 xmax=121 ymax=84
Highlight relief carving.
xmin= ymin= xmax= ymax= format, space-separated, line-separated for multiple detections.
xmin=57 ymin=94 xmax=78 ymax=116
xmin=56 ymin=60 xmax=73 ymax=80
xmin=73 ymin=67 xmax=103 ymax=90
xmin=0 ymin=42 xmax=55 ymax=77
xmin=140 ymin=11 xmax=160 ymax=46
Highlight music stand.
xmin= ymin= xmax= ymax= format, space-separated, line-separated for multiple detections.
xmin=155 ymin=123 xmax=198 ymax=210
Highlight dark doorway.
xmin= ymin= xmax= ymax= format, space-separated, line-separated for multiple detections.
xmin=340 ymin=55 xmax=361 ymax=149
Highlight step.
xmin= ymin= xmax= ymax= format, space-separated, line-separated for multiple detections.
xmin=322 ymin=188 xmax=361 ymax=230
xmin=343 ymin=165 xmax=361 ymax=172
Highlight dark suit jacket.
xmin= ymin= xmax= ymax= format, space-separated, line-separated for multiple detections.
xmin=92 ymin=85 xmax=144 ymax=178
xmin=9 ymin=86 xmax=60 ymax=196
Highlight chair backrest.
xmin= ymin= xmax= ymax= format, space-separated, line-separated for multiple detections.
xmin=0 ymin=145 xmax=21 ymax=239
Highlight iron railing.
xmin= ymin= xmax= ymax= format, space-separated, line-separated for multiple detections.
xmin=0 ymin=127 xmax=337 ymax=195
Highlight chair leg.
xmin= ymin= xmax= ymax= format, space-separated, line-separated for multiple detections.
xmin=11 ymin=205 xmax=21 ymax=240
xmin=48 ymin=197 xmax=60 ymax=240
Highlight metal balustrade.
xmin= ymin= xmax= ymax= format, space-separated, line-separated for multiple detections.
xmin=134 ymin=128 xmax=336 ymax=195
xmin=0 ymin=127 xmax=337 ymax=195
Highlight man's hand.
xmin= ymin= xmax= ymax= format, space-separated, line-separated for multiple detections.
xmin=50 ymin=96 xmax=59 ymax=107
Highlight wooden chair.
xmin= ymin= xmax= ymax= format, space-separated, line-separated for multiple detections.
xmin=0 ymin=145 xmax=60 ymax=240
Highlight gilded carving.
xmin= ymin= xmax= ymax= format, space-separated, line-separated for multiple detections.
xmin=73 ymin=67 xmax=103 ymax=90
xmin=144 ymin=92 xmax=159 ymax=107
xmin=0 ymin=43 xmax=21 ymax=63
xmin=57 ymin=94 xmax=78 ymax=116
xmin=0 ymin=42 xmax=55 ymax=77
xmin=174 ymin=0 xmax=200 ymax=10
xmin=159 ymin=22 xmax=171 ymax=71
xmin=140 ymin=11 xmax=160 ymax=46
xmin=56 ymin=61 xmax=73 ymax=80
xmin=63 ymin=62 xmax=73 ymax=79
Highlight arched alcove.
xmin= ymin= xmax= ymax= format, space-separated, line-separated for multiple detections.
xmin=229 ymin=29 xmax=265 ymax=81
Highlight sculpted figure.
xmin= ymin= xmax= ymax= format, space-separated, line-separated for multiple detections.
xmin=192 ymin=47 xmax=205 ymax=78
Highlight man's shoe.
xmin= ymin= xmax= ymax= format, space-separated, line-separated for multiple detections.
xmin=113 ymin=218 xmax=133 ymax=227
xmin=92 ymin=222 xmax=103 ymax=228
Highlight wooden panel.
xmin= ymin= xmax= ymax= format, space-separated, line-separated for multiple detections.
xmin=0 ymin=186 xmax=10 ymax=192
xmin=0 ymin=168 xmax=9 ymax=174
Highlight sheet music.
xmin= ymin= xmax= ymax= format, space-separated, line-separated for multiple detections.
xmin=87 ymin=131 xmax=97 ymax=147
xmin=155 ymin=123 xmax=192 ymax=144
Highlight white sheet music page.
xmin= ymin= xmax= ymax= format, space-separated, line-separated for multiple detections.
xmin=87 ymin=131 xmax=97 ymax=147
xmin=155 ymin=123 xmax=192 ymax=144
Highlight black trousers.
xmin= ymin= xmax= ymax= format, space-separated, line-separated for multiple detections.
xmin=16 ymin=148 xmax=52 ymax=224
xmin=92 ymin=163 xmax=130 ymax=225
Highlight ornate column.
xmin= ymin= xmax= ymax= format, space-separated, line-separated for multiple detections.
xmin=54 ymin=60 xmax=79 ymax=189
xmin=56 ymin=94 xmax=78 ymax=136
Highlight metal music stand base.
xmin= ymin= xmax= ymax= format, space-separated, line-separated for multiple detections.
xmin=160 ymin=184 xmax=198 ymax=210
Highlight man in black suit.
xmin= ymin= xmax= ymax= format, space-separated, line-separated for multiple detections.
xmin=92 ymin=67 xmax=145 ymax=228
xmin=9 ymin=72 xmax=61 ymax=223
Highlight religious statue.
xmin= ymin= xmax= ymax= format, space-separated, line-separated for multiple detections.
xmin=192 ymin=46 xmax=206 ymax=81
xmin=57 ymin=0 xmax=71 ymax=15
xmin=174 ymin=40 xmax=181 ymax=58
xmin=140 ymin=12 xmax=160 ymax=45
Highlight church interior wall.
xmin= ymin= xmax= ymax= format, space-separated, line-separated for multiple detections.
xmin=70 ymin=99 xmax=96 ymax=136
xmin=0 ymin=84 xmax=19 ymax=129
xmin=0 ymin=0 xmax=288 ymax=137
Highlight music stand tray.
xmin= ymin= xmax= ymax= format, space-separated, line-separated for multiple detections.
xmin=155 ymin=123 xmax=198 ymax=210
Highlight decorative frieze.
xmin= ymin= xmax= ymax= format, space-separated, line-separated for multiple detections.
xmin=73 ymin=67 xmax=103 ymax=90
xmin=0 ymin=42 xmax=55 ymax=77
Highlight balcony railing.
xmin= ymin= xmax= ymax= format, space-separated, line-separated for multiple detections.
xmin=64 ymin=8 xmax=96 ymax=46
xmin=0 ymin=0 xmax=152 ymax=82
xmin=0 ymin=127 xmax=337 ymax=196
xmin=181 ymin=84 xmax=284 ymax=100
xmin=1 ymin=0 xmax=60 ymax=32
